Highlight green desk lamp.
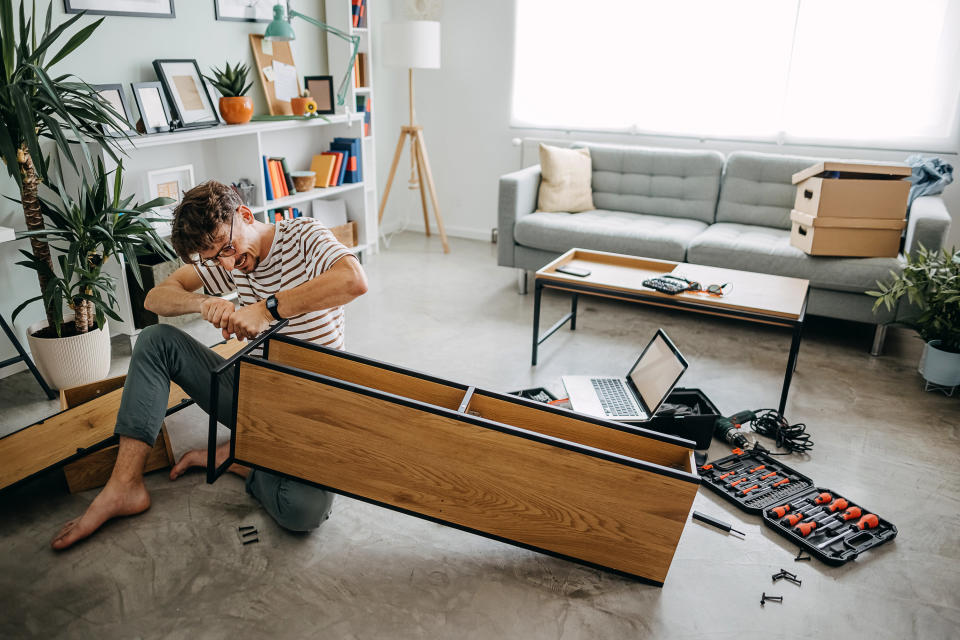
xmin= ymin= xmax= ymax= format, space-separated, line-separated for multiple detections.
xmin=264 ymin=2 xmax=360 ymax=108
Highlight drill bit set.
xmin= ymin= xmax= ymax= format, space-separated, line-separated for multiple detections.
xmin=699 ymin=448 xmax=897 ymax=564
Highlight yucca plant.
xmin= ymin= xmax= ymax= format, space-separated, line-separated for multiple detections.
xmin=205 ymin=61 xmax=252 ymax=98
xmin=11 ymin=158 xmax=174 ymax=337
xmin=1 ymin=1 xmax=136 ymax=330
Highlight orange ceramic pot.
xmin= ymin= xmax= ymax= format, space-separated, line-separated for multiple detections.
xmin=290 ymin=96 xmax=317 ymax=116
xmin=219 ymin=96 xmax=253 ymax=124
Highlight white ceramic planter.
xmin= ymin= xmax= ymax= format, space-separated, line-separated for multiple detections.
xmin=921 ymin=340 xmax=960 ymax=387
xmin=26 ymin=316 xmax=111 ymax=390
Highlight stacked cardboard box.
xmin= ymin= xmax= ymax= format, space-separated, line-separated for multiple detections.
xmin=790 ymin=161 xmax=911 ymax=258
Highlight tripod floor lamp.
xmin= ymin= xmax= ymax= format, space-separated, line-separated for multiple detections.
xmin=379 ymin=21 xmax=449 ymax=253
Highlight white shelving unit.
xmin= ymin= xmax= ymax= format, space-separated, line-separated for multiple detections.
xmin=84 ymin=2 xmax=380 ymax=340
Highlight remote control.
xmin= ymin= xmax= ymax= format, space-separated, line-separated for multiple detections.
xmin=642 ymin=276 xmax=691 ymax=294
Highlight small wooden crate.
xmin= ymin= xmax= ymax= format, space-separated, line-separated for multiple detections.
xmin=227 ymin=335 xmax=700 ymax=585
xmin=330 ymin=220 xmax=357 ymax=247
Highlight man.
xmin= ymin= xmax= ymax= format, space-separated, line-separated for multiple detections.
xmin=52 ymin=181 xmax=367 ymax=550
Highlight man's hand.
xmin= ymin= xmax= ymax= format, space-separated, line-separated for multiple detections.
xmin=224 ymin=301 xmax=272 ymax=340
xmin=200 ymin=297 xmax=235 ymax=331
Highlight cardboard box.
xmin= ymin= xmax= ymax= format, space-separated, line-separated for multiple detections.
xmin=330 ymin=220 xmax=357 ymax=247
xmin=790 ymin=210 xmax=905 ymax=257
xmin=792 ymin=161 xmax=911 ymax=220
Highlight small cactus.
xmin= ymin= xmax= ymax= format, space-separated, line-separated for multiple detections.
xmin=205 ymin=61 xmax=253 ymax=98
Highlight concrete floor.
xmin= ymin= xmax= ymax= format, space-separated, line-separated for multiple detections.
xmin=1 ymin=232 xmax=958 ymax=639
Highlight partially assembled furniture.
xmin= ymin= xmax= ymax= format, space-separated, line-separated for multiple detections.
xmin=498 ymin=144 xmax=952 ymax=354
xmin=206 ymin=324 xmax=700 ymax=585
xmin=532 ymin=249 xmax=809 ymax=414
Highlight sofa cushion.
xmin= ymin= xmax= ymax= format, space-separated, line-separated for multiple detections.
xmin=717 ymin=151 xmax=822 ymax=230
xmin=686 ymin=223 xmax=904 ymax=293
xmin=581 ymin=143 xmax=724 ymax=224
xmin=537 ymin=144 xmax=595 ymax=213
xmin=514 ymin=209 xmax=708 ymax=262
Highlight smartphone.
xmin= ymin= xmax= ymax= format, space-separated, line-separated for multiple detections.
xmin=556 ymin=265 xmax=591 ymax=277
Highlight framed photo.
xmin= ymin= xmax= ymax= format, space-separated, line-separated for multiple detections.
xmin=145 ymin=164 xmax=195 ymax=235
xmin=304 ymin=75 xmax=335 ymax=115
xmin=92 ymin=83 xmax=137 ymax=136
xmin=152 ymin=59 xmax=220 ymax=129
xmin=131 ymin=81 xmax=172 ymax=134
xmin=214 ymin=0 xmax=273 ymax=22
xmin=64 ymin=1 xmax=175 ymax=18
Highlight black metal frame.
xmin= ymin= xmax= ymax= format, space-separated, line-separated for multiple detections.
xmin=91 ymin=83 xmax=138 ymax=137
xmin=130 ymin=81 xmax=173 ymax=134
xmin=531 ymin=278 xmax=809 ymax=415
xmin=64 ymin=0 xmax=175 ymax=18
xmin=303 ymin=75 xmax=336 ymax=115
xmin=152 ymin=59 xmax=221 ymax=130
xmin=0 ymin=313 xmax=55 ymax=400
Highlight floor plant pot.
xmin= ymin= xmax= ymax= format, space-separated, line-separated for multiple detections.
xmin=920 ymin=340 xmax=960 ymax=387
xmin=26 ymin=316 xmax=111 ymax=390
xmin=219 ymin=96 xmax=253 ymax=124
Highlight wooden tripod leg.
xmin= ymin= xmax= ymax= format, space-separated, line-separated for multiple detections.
xmin=378 ymin=129 xmax=409 ymax=224
xmin=414 ymin=130 xmax=450 ymax=253
xmin=412 ymin=130 xmax=431 ymax=237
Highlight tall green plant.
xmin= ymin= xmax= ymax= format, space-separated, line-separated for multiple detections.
xmin=868 ymin=245 xmax=960 ymax=353
xmin=0 ymin=1 xmax=133 ymax=329
xmin=11 ymin=158 xmax=174 ymax=336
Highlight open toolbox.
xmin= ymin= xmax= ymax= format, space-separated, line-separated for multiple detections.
xmin=699 ymin=447 xmax=897 ymax=565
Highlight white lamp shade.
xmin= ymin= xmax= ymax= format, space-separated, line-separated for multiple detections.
xmin=381 ymin=21 xmax=441 ymax=69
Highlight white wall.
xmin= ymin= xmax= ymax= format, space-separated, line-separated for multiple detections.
xmin=0 ymin=1 xmax=331 ymax=374
xmin=375 ymin=0 xmax=960 ymax=246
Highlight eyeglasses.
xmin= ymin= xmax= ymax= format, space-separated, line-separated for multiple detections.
xmin=666 ymin=275 xmax=731 ymax=296
xmin=195 ymin=214 xmax=237 ymax=267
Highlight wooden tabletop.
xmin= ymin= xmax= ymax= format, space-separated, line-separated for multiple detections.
xmin=536 ymin=249 xmax=809 ymax=321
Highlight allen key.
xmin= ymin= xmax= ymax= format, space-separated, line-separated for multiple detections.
xmin=760 ymin=592 xmax=783 ymax=606
xmin=242 ymin=537 xmax=259 ymax=545
xmin=242 ymin=529 xmax=259 ymax=538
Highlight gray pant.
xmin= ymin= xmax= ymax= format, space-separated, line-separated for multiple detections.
xmin=116 ymin=324 xmax=334 ymax=532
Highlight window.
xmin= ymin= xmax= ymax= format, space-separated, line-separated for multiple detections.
xmin=511 ymin=0 xmax=960 ymax=150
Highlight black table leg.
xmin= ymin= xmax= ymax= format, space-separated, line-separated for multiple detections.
xmin=570 ymin=294 xmax=578 ymax=330
xmin=779 ymin=321 xmax=803 ymax=414
xmin=0 ymin=314 xmax=56 ymax=400
xmin=531 ymin=280 xmax=543 ymax=366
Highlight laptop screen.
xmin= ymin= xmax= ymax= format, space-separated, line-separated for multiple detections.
xmin=627 ymin=331 xmax=688 ymax=415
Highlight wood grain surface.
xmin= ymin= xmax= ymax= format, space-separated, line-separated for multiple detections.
xmin=268 ymin=340 xmax=467 ymax=410
xmin=538 ymin=248 xmax=808 ymax=320
xmin=0 ymin=339 xmax=246 ymax=491
xmin=234 ymin=361 xmax=697 ymax=583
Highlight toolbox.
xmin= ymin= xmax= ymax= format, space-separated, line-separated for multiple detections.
xmin=641 ymin=387 xmax=719 ymax=451
xmin=698 ymin=448 xmax=897 ymax=565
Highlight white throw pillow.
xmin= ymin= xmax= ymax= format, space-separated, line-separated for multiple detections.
xmin=537 ymin=144 xmax=595 ymax=213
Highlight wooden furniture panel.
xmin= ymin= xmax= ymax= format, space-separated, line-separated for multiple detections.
xmin=233 ymin=358 xmax=698 ymax=584
xmin=268 ymin=339 xmax=467 ymax=410
xmin=465 ymin=392 xmax=693 ymax=472
xmin=0 ymin=339 xmax=246 ymax=491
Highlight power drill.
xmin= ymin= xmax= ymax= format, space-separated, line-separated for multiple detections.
xmin=714 ymin=410 xmax=757 ymax=448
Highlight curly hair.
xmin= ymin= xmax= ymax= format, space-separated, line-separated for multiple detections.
xmin=170 ymin=181 xmax=241 ymax=261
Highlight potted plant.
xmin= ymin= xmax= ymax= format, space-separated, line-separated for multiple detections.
xmin=291 ymin=89 xmax=317 ymax=116
xmin=11 ymin=159 xmax=174 ymax=389
xmin=868 ymin=245 xmax=960 ymax=388
xmin=1 ymin=1 xmax=137 ymax=381
xmin=205 ymin=61 xmax=254 ymax=124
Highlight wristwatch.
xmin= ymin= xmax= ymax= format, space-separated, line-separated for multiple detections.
xmin=265 ymin=294 xmax=283 ymax=321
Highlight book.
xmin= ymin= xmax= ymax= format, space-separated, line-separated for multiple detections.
xmin=322 ymin=151 xmax=344 ymax=186
xmin=274 ymin=157 xmax=297 ymax=195
xmin=269 ymin=160 xmax=288 ymax=198
xmin=333 ymin=137 xmax=362 ymax=183
xmin=352 ymin=0 xmax=360 ymax=27
xmin=262 ymin=156 xmax=274 ymax=201
xmin=310 ymin=153 xmax=338 ymax=188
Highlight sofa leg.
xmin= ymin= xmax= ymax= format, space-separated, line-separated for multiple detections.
xmin=871 ymin=324 xmax=888 ymax=357
xmin=517 ymin=269 xmax=528 ymax=295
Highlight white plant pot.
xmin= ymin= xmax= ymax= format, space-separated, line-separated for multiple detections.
xmin=26 ymin=316 xmax=111 ymax=390
xmin=921 ymin=340 xmax=960 ymax=387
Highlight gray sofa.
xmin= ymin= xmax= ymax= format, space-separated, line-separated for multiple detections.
xmin=497 ymin=144 xmax=953 ymax=354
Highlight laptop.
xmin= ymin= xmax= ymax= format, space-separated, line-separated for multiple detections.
xmin=562 ymin=329 xmax=688 ymax=421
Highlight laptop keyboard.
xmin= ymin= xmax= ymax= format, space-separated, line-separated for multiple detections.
xmin=590 ymin=378 xmax=642 ymax=417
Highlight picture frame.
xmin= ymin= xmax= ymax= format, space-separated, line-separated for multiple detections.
xmin=144 ymin=164 xmax=195 ymax=236
xmin=304 ymin=75 xmax=335 ymax=115
xmin=131 ymin=81 xmax=172 ymax=134
xmin=152 ymin=59 xmax=221 ymax=130
xmin=92 ymin=83 xmax=137 ymax=137
xmin=214 ymin=0 xmax=274 ymax=22
xmin=204 ymin=80 xmax=226 ymax=125
xmin=64 ymin=1 xmax=175 ymax=18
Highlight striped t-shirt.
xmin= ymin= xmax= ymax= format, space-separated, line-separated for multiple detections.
xmin=194 ymin=217 xmax=355 ymax=350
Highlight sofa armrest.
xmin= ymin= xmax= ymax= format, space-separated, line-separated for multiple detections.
xmin=497 ymin=165 xmax=541 ymax=268
xmin=905 ymin=195 xmax=952 ymax=254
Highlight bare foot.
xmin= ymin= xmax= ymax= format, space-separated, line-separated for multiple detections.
xmin=170 ymin=443 xmax=248 ymax=480
xmin=51 ymin=479 xmax=150 ymax=551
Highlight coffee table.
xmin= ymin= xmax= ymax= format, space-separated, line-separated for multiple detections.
xmin=531 ymin=249 xmax=810 ymax=414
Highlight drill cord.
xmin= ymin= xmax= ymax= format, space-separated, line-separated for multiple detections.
xmin=747 ymin=409 xmax=814 ymax=454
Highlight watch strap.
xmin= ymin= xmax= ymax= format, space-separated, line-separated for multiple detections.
xmin=265 ymin=294 xmax=283 ymax=321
